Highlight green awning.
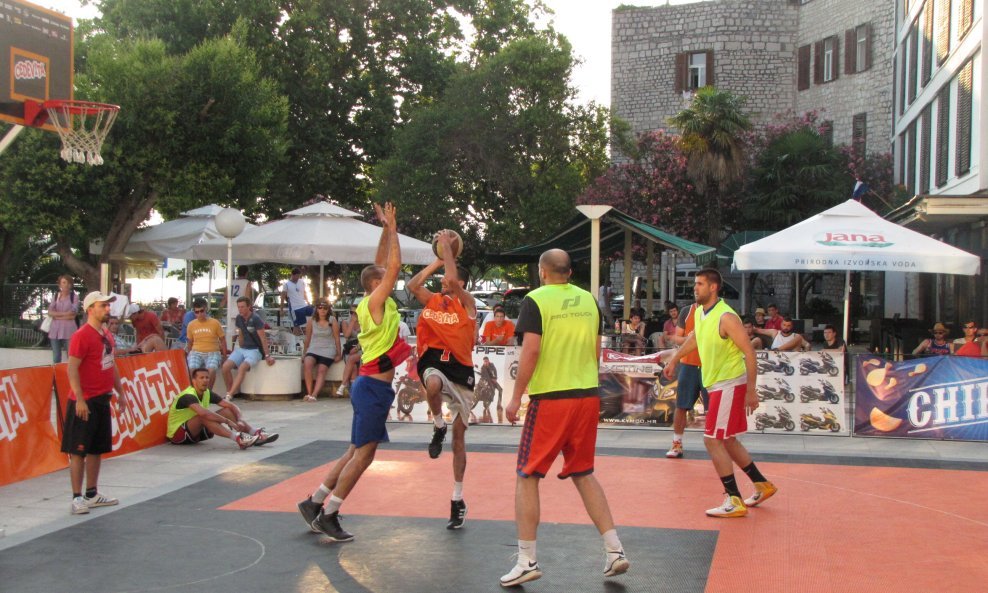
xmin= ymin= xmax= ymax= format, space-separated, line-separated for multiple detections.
xmin=717 ymin=231 xmax=774 ymax=266
xmin=491 ymin=208 xmax=716 ymax=265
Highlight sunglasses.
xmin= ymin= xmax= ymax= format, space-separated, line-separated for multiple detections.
xmin=101 ymin=335 xmax=113 ymax=355
xmin=317 ymin=304 xmax=329 ymax=309
xmin=194 ymin=308 xmax=206 ymax=314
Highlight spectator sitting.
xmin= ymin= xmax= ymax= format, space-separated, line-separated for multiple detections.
xmin=159 ymin=297 xmax=186 ymax=329
xmin=753 ymin=317 xmax=808 ymax=351
xmin=912 ymin=322 xmax=951 ymax=356
xmin=125 ymin=304 xmax=167 ymax=353
xmin=763 ymin=304 xmax=783 ymax=330
xmin=620 ymin=311 xmax=647 ymax=355
xmin=481 ymin=306 xmax=516 ymax=346
xmin=662 ymin=304 xmax=679 ymax=349
xmin=106 ymin=316 xmax=139 ymax=356
xmin=221 ymin=296 xmax=276 ymax=401
xmin=742 ymin=316 xmax=764 ymax=350
xmin=753 ymin=307 xmax=767 ymax=329
xmin=166 ymin=367 xmax=278 ymax=449
xmin=185 ymin=298 xmax=228 ymax=389
xmin=820 ymin=324 xmax=846 ymax=352
xmin=952 ymin=321 xmax=987 ymax=357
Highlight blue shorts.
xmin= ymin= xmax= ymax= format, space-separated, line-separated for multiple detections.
xmin=350 ymin=376 xmax=395 ymax=447
xmin=292 ymin=305 xmax=314 ymax=327
xmin=228 ymin=347 xmax=262 ymax=368
xmin=676 ymin=363 xmax=708 ymax=410
xmin=187 ymin=350 xmax=222 ymax=370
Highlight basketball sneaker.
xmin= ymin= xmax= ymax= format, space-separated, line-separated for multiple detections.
xmin=254 ymin=430 xmax=279 ymax=446
xmin=236 ymin=432 xmax=259 ymax=449
xmin=297 ymin=497 xmax=322 ymax=533
xmin=705 ymin=494 xmax=747 ymax=518
xmin=447 ymin=499 xmax=467 ymax=530
xmin=70 ymin=496 xmax=90 ymax=515
xmin=665 ymin=441 xmax=684 ymax=458
xmin=428 ymin=424 xmax=447 ymax=459
xmin=743 ymin=481 xmax=778 ymax=507
xmin=603 ymin=549 xmax=630 ymax=577
xmin=500 ymin=560 xmax=541 ymax=587
xmin=83 ymin=492 xmax=119 ymax=508
xmin=311 ymin=510 xmax=354 ymax=542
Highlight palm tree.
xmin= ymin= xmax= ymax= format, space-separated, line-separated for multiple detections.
xmin=668 ymin=87 xmax=752 ymax=242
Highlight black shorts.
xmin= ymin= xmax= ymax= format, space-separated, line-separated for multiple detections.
xmin=60 ymin=393 xmax=113 ymax=456
xmin=169 ymin=422 xmax=213 ymax=444
xmin=417 ymin=348 xmax=475 ymax=389
xmin=342 ymin=338 xmax=360 ymax=357
xmin=305 ymin=352 xmax=335 ymax=367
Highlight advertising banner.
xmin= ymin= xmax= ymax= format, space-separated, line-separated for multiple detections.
xmin=598 ymin=349 xmax=693 ymax=428
xmin=392 ymin=345 xmax=520 ymax=424
xmin=54 ymin=350 xmax=191 ymax=457
xmin=854 ymin=355 xmax=988 ymax=441
xmin=750 ymin=351 xmax=846 ymax=435
xmin=0 ymin=366 xmax=66 ymax=486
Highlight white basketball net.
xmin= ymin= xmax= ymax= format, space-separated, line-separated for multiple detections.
xmin=44 ymin=102 xmax=119 ymax=166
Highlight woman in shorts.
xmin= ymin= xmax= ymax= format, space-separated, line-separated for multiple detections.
xmin=302 ymin=298 xmax=342 ymax=401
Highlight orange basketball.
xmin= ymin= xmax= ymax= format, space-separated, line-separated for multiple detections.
xmin=432 ymin=230 xmax=463 ymax=259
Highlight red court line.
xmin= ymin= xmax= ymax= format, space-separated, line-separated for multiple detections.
xmin=222 ymin=450 xmax=988 ymax=593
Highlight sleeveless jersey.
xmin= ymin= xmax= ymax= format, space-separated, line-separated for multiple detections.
xmin=681 ymin=303 xmax=701 ymax=367
xmin=695 ymin=299 xmax=746 ymax=388
xmin=357 ymin=296 xmax=404 ymax=366
xmin=167 ymin=386 xmax=212 ymax=438
xmin=525 ymin=284 xmax=599 ymax=398
xmin=416 ymin=293 xmax=475 ymax=367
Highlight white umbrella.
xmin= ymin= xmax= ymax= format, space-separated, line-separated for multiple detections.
xmin=121 ymin=204 xmax=257 ymax=260
xmin=734 ymin=199 xmax=981 ymax=341
xmin=192 ymin=201 xmax=435 ymax=266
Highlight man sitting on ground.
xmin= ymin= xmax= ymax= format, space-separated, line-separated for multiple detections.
xmin=167 ymin=368 xmax=277 ymax=449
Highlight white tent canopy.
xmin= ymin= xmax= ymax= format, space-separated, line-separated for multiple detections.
xmin=191 ymin=201 xmax=435 ymax=266
xmin=734 ymin=199 xmax=981 ymax=341
xmin=119 ymin=204 xmax=257 ymax=260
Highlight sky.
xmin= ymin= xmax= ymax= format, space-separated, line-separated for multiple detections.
xmin=35 ymin=0 xmax=704 ymax=108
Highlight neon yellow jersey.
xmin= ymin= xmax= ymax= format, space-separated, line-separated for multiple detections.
xmin=694 ymin=299 xmax=746 ymax=388
xmin=357 ymin=296 xmax=400 ymax=365
xmin=166 ymin=386 xmax=214 ymax=438
xmin=521 ymin=284 xmax=600 ymax=398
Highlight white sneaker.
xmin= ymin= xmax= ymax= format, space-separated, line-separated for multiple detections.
xmin=500 ymin=560 xmax=542 ymax=587
xmin=335 ymin=384 xmax=346 ymax=397
xmin=70 ymin=496 xmax=90 ymax=515
xmin=603 ymin=549 xmax=630 ymax=577
xmin=705 ymin=494 xmax=748 ymax=518
xmin=236 ymin=432 xmax=259 ymax=449
xmin=84 ymin=492 xmax=119 ymax=508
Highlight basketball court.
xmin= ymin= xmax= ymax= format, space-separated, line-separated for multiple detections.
xmin=2 ymin=439 xmax=986 ymax=593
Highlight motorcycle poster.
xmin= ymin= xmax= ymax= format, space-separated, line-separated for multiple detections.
xmin=751 ymin=351 xmax=847 ymax=435
xmin=854 ymin=355 xmax=988 ymax=441
xmin=598 ymin=349 xmax=703 ymax=428
xmin=390 ymin=344 xmax=520 ymax=425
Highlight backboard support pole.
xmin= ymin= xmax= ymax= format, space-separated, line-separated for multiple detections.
xmin=0 ymin=125 xmax=26 ymax=157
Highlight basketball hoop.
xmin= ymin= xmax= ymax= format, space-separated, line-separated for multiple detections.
xmin=41 ymin=100 xmax=120 ymax=166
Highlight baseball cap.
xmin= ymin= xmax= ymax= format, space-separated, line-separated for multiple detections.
xmin=754 ymin=307 xmax=766 ymax=315
xmin=125 ymin=303 xmax=141 ymax=317
xmin=83 ymin=291 xmax=115 ymax=310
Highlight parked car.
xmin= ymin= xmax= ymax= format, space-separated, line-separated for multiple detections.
xmin=500 ymin=287 xmax=531 ymax=319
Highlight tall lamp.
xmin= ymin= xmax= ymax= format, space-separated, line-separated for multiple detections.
xmin=215 ymin=207 xmax=246 ymax=350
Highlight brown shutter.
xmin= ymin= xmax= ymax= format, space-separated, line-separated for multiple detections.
xmin=959 ymin=0 xmax=974 ymax=39
xmin=922 ymin=1 xmax=934 ymax=86
xmin=845 ymin=29 xmax=857 ymax=75
xmin=674 ymin=53 xmax=687 ymax=92
xmin=852 ymin=113 xmax=867 ymax=155
xmin=864 ymin=23 xmax=872 ymax=71
xmin=798 ymin=45 xmax=811 ymax=90
xmin=908 ymin=24 xmax=918 ymax=104
xmin=831 ymin=36 xmax=840 ymax=81
xmin=814 ymin=41 xmax=824 ymax=84
xmin=906 ymin=121 xmax=917 ymax=195
xmin=935 ymin=85 xmax=950 ymax=187
xmin=956 ymin=59 xmax=974 ymax=176
xmin=935 ymin=0 xmax=950 ymax=67
xmin=920 ymin=105 xmax=932 ymax=194
xmin=705 ymin=51 xmax=714 ymax=87
xmin=820 ymin=120 xmax=834 ymax=147
xmin=899 ymin=51 xmax=908 ymax=114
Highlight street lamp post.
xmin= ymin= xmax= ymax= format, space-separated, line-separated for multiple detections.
xmin=575 ymin=205 xmax=613 ymax=305
xmin=215 ymin=207 xmax=246 ymax=350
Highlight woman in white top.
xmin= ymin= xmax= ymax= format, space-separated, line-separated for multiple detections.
xmin=301 ymin=298 xmax=342 ymax=402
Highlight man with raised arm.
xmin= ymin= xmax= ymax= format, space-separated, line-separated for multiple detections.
xmin=664 ymin=268 xmax=778 ymax=518
xmin=501 ymin=249 xmax=629 ymax=587
xmin=296 ymin=202 xmax=411 ymax=542
xmin=406 ymin=230 xmax=478 ymax=530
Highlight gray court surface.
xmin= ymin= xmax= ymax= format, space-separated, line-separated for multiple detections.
xmin=0 ymin=441 xmax=716 ymax=593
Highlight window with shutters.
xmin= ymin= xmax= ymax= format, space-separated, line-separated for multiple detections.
xmin=935 ymin=0 xmax=950 ymax=67
xmin=823 ymin=37 xmax=836 ymax=82
xmin=956 ymin=60 xmax=973 ymax=176
xmin=689 ymin=53 xmax=707 ymax=89
xmin=820 ymin=121 xmax=834 ymax=148
xmin=852 ymin=113 xmax=867 ymax=155
xmin=674 ymin=51 xmax=714 ymax=91
xmin=856 ymin=24 xmax=870 ymax=72
xmin=958 ymin=0 xmax=974 ymax=40
xmin=920 ymin=105 xmax=932 ymax=194
xmin=798 ymin=45 xmax=811 ymax=90
xmin=921 ymin=1 xmax=933 ymax=86
xmin=908 ymin=23 xmax=919 ymax=104
xmin=906 ymin=121 xmax=917 ymax=195
xmin=935 ymin=85 xmax=950 ymax=187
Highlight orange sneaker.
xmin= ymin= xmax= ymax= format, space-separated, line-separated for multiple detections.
xmin=744 ymin=481 xmax=778 ymax=507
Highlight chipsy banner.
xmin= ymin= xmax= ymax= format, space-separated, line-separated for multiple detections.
xmin=54 ymin=350 xmax=191 ymax=456
xmin=392 ymin=345 xmax=519 ymax=424
xmin=752 ymin=351 xmax=847 ymax=435
xmin=0 ymin=366 xmax=67 ymax=487
xmin=855 ymin=356 xmax=988 ymax=441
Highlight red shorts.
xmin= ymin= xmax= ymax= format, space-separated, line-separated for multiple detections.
xmin=704 ymin=378 xmax=748 ymax=440
xmin=169 ymin=423 xmax=212 ymax=444
xmin=359 ymin=337 xmax=412 ymax=376
xmin=516 ymin=397 xmax=599 ymax=479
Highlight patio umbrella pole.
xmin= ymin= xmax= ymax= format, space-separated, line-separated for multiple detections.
xmin=843 ymin=270 xmax=850 ymax=345
xmin=319 ymin=265 xmax=324 ymax=299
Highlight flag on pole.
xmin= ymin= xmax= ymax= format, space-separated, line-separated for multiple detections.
xmin=852 ymin=179 xmax=869 ymax=200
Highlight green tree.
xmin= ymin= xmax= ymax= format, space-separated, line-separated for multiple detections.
xmin=373 ymin=32 xmax=612 ymax=273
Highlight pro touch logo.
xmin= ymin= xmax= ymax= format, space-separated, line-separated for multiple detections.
xmin=561 ymin=296 xmax=581 ymax=310
xmin=815 ymin=231 xmax=893 ymax=248
xmin=0 ymin=375 xmax=28 ymax=442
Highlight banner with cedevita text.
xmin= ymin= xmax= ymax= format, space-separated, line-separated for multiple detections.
xmin=54 ymin=350 xmax=191 ymax=457
xmin=0 ymin=366 xmax=66 ymax=486
xmin=855 ymin=355 xmax=988 ymax=441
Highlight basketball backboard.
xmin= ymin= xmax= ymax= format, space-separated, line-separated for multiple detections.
xmin=0 ymin=0 xmax=73 ymax=130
